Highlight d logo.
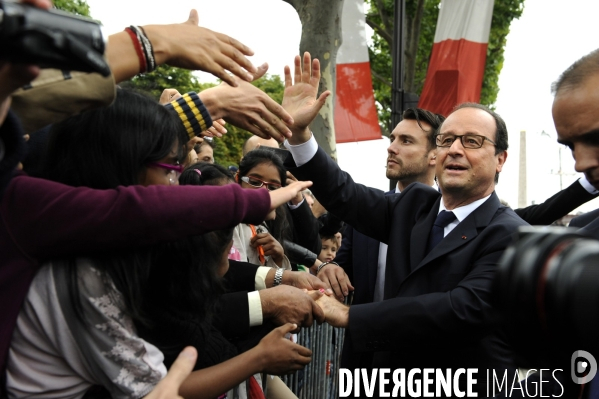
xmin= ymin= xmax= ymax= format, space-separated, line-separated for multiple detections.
xmin=571 ymin=350 xmax=598 ymax=384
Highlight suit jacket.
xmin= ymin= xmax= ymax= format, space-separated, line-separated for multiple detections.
xmin=335 ymin=189 xmax=393 ymax=306
xmin=288 ymin=148 xmax=529 ymax=397
xmin=337 ymin=179 xmax=595 ymax=307
xmin=513 ymin=179 xmax=598 ymax=226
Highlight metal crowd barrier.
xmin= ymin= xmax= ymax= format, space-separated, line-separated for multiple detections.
xmin=281 ymin=296 xmax=351 ymax=399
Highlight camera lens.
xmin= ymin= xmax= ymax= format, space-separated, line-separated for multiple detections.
xmin=493 ymin=227 xmax=599 ymax=368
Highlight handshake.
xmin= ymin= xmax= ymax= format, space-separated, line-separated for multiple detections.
xmin=260 ymin=270 xmax=350 ymax=331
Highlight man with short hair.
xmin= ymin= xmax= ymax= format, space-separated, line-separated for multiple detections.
xmin=333 ymin=108 xmax=442 ymax=304
xmin=552 ymin=48 xmax=599 ymax=236
xmin=282 ymin=53 xmax=526 ymax=396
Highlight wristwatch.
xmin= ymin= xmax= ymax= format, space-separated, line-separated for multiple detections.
xmin=273 ymin=267 xmax=284 ymax=286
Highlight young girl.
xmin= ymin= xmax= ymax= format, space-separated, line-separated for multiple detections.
xmin=234 ymin=149 xmax=292 ymax=269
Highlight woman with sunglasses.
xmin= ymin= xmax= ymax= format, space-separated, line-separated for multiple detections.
xmin=6 ymin=89 xmax=313 ymax=399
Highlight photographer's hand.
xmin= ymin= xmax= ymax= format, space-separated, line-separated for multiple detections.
xmin=0 ymin=0 xmax=52 ymax=125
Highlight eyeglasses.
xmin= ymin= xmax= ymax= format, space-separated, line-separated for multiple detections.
xmin=435 ymin=133 xmax=496 ymax=149
xmin=240 ymin=175 xmax=281 ymax=191
xmin=148 ymin=162 xmax=185 ymax=185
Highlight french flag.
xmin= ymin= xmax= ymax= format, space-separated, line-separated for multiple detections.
xmin=334 ymin=0 xmax=381 ymax=143
xmin=418 ymin=0 xmax=495 ymax=116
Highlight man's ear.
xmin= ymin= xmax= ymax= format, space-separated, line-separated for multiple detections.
xmin=496 ymin=150 xmax=508 ymax=173
xmin=429 ymin=149 xmax=437 ymax=166
xmin=235 ymin=171 xmax=240 ymax=183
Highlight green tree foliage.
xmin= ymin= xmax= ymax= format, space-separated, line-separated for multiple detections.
xmin=121 ymin=65 xmax=200 ymax=101
xmin=53 ymin=0 xmax=92 ymax=17
xmin=366 ymin=0 xmax=525 ymax=135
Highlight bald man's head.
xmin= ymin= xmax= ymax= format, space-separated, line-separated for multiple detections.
xmin=242 ymin=135 xmax=280 ymax=156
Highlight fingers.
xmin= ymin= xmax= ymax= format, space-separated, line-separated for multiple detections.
xmin=145 ymin=346 xmax=197 ymax=398
xmin=277 ymin=322 xmax=299 ymax=336
xmin=269 ymin=181 xmax=313 ymax=210
xmin=316 ymin=90 xmax=331 ymax=109
xmin=321 ymin=272 xmax=344 ymax=301
xmin=252 ymin=62 xmax=269 ymax=80
xmin=302 ymin=52 xmax=311 ymax=84
xmin=284 ymin=65 xmax=292 ymax=88
xmin=293 ymin=55 xmax=302 ymax=85
xmin=310 ymin=295 xmax=326 ymax=324
xmin=186 ymin=9 xmax=200 ymax=26
xmin=311 ymin=57 xmax=321 ymax=86
xmin=159 ymin=89 xmax=182 ymax=105
xmin=263 ymin=100 xmax=294 ymax=126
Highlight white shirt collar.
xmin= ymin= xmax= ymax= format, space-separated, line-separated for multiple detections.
xmin=438 ymin=194 xmax=492 ymax=223
xmin=395 ymin=181 xmax=438 ymax=194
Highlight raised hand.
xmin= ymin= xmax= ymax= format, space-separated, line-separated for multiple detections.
xmin=269 ymin=180 xmax=313 ymax=211
xmin=143 ymin=10 xmax=256 ymax=87
xmin=317 ymin=264 xmax=354 ymax=301
xmin=282 ymin=52 xmax=330 ymax=144
xmin=250 ymin=232 xmax=285 ymax=266
xmin=199 ymin=63 xmax=294 ymax=142
xmin=255 ymin=323 xmax=312 ymax=374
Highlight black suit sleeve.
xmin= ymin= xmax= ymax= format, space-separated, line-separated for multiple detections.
xmin=287 ymin=199 xmax=322 ymax=254
xmin=514 ymin=179 xmax=598 ymax=225
xmin=335 ymin=225 xmax=354 ymax=282
xmin=222 ymin=259 xmax=259 ymax=292
xmin=214 ymin=260 xmax=259 ymax=340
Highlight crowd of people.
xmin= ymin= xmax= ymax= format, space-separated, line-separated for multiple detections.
xmin=2 ymin=1 xmax=599 ymax=398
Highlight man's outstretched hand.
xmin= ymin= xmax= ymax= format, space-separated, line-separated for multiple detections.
xmin=282 ymin=52 xmax=330 ymax=145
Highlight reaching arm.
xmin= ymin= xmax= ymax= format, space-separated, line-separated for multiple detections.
xmin=107 ymin=9 xmax=256 ymax=86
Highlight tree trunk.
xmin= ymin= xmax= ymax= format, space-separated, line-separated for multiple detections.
xmin=282 ymin=0 xmax=344 ymax=160
xmin=404 ymin=0 xmax=425 ymax=93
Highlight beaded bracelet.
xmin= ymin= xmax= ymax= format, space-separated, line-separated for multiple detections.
xmin=124 ymin=27 xmax=147 ymax=73
xmin=317 ymin=261 xmax=339 ymax=274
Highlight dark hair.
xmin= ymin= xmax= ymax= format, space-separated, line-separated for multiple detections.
xmin=320 ymin=234 xmax=337 ymax=243
xmin=238 ymin=148 xmax=291 ymax=246
xmin=552 ymin=48 xmax=599 ymax=95
xmin=402 ymin=108 xmax=445 ymax=150
xmin=180 ymin=162 xmax=234 ymax=187
xmin=43 ymin=88 xmax=222 ymax=327
xmin=447 ymin=103 xmax=508 ymax=184
xmin=44 ymin=89 xmax=188 ymax=189
xmin=451 ymin=103 xmax=508 ymax=154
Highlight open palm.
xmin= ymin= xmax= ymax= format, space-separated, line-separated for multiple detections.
xmin=282 ymin=52 xmax=330 ymax=133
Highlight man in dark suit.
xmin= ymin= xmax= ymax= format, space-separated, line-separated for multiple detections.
xmin=334 ymin=108 xmax=441 ymax=306
xmin=281 ymin=53 xmax=527 ymax=397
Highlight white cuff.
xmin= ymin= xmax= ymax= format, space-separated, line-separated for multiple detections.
xmin=255 ymin=266 xmax=271 ymax=290
xmin=579 ymin=175 xmax=599 ymax=194
xmin=248 ymin=291 xmax=263 ymax=327
xmin=287 ymin=197 xmax=305 ymax=210
xmin=284 ymin=134 xmax=318 ymax=167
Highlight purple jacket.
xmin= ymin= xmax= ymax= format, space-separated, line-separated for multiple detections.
xmin=0 ymin=172 xmax=271 ymax=375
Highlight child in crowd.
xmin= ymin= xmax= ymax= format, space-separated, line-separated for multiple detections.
xmin=318 ymin=234 xmax=338 ymax=264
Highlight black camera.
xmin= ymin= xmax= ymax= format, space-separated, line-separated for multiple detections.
xmin=493 ymin=227 xmax=599 ymax=369
xmin=0 ymin=1 xmax=110 ymax=76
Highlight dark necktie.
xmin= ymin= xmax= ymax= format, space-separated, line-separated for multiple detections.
xmin=427 ymin=210 xmax=456 ymax=253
